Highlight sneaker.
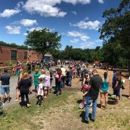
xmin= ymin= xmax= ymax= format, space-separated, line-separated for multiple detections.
xmin=81 ymin=119 xmax=89 ymax=124
xmin=36 ymin=104 xmax=39 ymax=107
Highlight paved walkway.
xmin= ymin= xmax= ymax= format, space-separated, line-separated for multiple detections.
xmin=2 ymin=65 xmax=63 ymax=108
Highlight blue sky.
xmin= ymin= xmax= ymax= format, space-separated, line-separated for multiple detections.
xmin=0 ymin=0 xmax=122 ymax=50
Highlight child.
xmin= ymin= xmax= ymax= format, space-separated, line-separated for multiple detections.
xmin=43 ymin=71 xmax=50 ymax=98
xmin=34 ymin=69 xmax=40 ymax=92
xmin=36 ymin=78 xmax=43 ymax=107
xmin=79 ymin=74 xmax=90 ymax=108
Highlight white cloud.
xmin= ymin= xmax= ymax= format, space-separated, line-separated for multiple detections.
xmin=23 ymin=33 xmax=28 ymax=36
xmin=5 ymin=26 xmax=21 ymax=34
xmin=63 ymin=0 xmax=91 ymax=5
xmin=84 ymin=17 xmax=89 ymax=21
xmin=80 ymin=35 xmax=90 ymax=41
xmin=0 ymin=9 xmax=20 ymax=18
xmin=98 ymin=0 xmax=104 ymax=4
xmin=95 ymin=39 xmax=103 ymax=42
xmin=80 ymin=42 xmax=95 ymax=49
xmin=68 ymin=30 xmax=90 ymax=41
xmin=70 ymin=20 xmax=100 ymax=30
xmin=70 ymin=38 xmax=79 ymax=43
xmin=27 ymin=27 xmax=43 ymax=32
xmin=23 ymin=0 xmax=91 ymax=17
xmin=16 ymin=1 xmax=24 ymax=9
xmin=71 ymin=11 xmax=77 ymax=15
xmin=20 ymin=19 xmax=37 ymax=26
xmin=23 ymin=0 xmax=66 ymax=17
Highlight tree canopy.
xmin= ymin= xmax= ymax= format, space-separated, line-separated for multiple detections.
xmin=24 ymin=28 xmax=62 ymax=56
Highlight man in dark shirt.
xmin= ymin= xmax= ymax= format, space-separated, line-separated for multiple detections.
xmin=0 ymin=69 xmax=10 ymax=103
xmin=82 ymin=69 xmax=102 ymax=124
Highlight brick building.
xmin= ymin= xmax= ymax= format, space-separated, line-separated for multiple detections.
xmin=0 ymin=45 xmax=44 ymax=66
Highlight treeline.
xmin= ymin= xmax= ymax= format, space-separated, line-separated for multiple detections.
xmin=0 ymin=41 xmax=28 ymax=49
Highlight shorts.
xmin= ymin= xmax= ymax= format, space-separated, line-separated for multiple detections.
xmin=100 ymin=89 xmax=109 ymax=93
xmin=37 ymin=95 xmax=43 ymax=100
xmin=1 ymin=85 xmax=10 ymax=94
xmin=44 ymin=87 xmax=48 ymax=90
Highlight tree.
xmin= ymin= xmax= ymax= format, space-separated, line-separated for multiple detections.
xmin=64 ymin=45 xmax=73 ymax=59
xmin=99 ymin=0 xmax=130 ymax=67
xmin=24 ymin=28 xmax=62 ymax=57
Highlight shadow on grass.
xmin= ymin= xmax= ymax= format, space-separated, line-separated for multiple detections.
xmin=108 ymin=100 xmax=115 ymax=105
xmin=77 ymin=99 xmax=82 ymax=104
xmin=80 ymin=111 xmax=93 ymax=121
xmin=122 ymin=94 xmax=129 ymax=98
xmin=80 ymin=111 xmax=85 ymax=120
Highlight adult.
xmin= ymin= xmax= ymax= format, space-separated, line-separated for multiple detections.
xmin=114 ymin=72 xmax=121 ymax=105
xmin=82 ymin=69 xmax=102 ymax=124
xmin=34 ymin=69 xmax=41 ymax=92
xmin=0 ymin=69 xmax=10 ymax=103
xmin=18 ymin=72 xmax=31 ymax=108
xmin=61 ymin=65 xmax=66 ymax=88
xmin=100 ymin=72 xmax=110 ymax=109
xmin=81 ymin=64 xmax=88 ymax=87
xmin=15 ymin=61 xmax=22 ymax=77
xmin=55 ymin=68 xmax=62 ymax=95
xmin=68 ymin=66 xmax=73 ymax=86
xmin=112 ymin=70 xmax=116 ymax=95
xmin=14 ymin=68 xmax=23 ymax=102
xmin=27 ymin=61 xmax=31 ymax=73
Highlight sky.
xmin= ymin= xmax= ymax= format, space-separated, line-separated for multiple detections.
xmin=0 ymin=0 xmax=122 ymax=50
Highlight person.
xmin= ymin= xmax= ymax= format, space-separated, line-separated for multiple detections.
xmin=15 ymin=61 xmax=22 ymax=77
xmin=65 ymin=68 xmax=70 ymax=86
xmin=0 ymin=69 xmax=10 ymax=103
xmin=14 ymin=68 xmax=23 ymax=102
xmin=61 ymin=65 xmax=66 ymax=88
xmin=68 ymin=66 xmax=73 ymax=86
xmin=43 ymin=71 xmax=50 ymax=98
xmin=55 ymin=68 xmax=62 ymax=95
xmin=49 ymin=69 xmax=54 ymax=92
xmin=27 ymin=61 xmax=31 ymax=73
xmin=18 ymin=72 xmax=31 ymax=108
xmin=112 ymin=70 xmax=116 ymax=95
xmin=28 ymin=70 xmax=33 ymax=95
xmin=81 ymin=64 xmax=88 ymax=87
xmin=36 ymin=78 xmax=43 ymax=107
xmin=81 ymin=74 xmax=90 ymax=106
xmin=100 ymin=72 xmax=110 ymax=109
xmin=32 ymin=61 xmax=35 ymax=71
xmin=82 ymin=69 xmax=102 ymax=124
xmin=34 ymin=69 xmax=40 ymax=92
xmin=38 ymin=69 xmax=46 ymax=80
xmin=114 ymin=72 xmax=121 ymax=106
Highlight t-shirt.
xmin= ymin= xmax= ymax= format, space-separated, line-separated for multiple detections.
xmin=37 ymin=83 xmax=43 ymax=96
xmin=1 ymin=73 xmax=10 ymax=85
xmin=19 ymin=79 xmax=31 ymax=93
xmin=88 ymin=74 xmax=102 ymax=99
xmin=61 ymin=67 xmax=66 ymax=76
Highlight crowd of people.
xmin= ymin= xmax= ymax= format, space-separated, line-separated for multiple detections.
xmin=0 ymin=59 xmax=129 ymax=124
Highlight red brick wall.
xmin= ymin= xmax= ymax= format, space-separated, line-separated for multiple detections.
xmin=0 ymin=46 xmax=43 ymax=66
xmin=27 ymin=50 xmax=42 ymax=62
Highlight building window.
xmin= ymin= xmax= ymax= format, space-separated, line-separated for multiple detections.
xmin=24 ymin=52 xmax=27 ymax=59
xmin=11 ymin=50 xmax=17 ymax=60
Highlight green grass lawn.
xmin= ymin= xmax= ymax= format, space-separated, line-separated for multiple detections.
xmin=0 ymin=91 xmax=130 ymax=130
